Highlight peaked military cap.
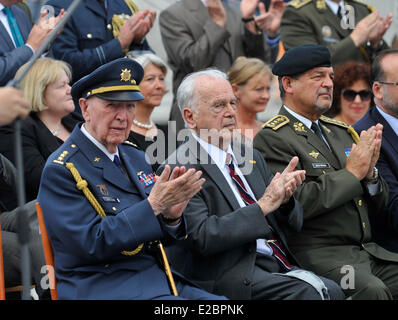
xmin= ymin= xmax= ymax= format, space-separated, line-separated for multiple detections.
xmin=272 ymin=44 xmax=332 ymax=76
xmin=71 ymin=57 xmax=145 ymax=103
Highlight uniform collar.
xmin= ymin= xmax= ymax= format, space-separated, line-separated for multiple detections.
xmin=324 ymin=0 xmax=345 ymax=15
xmin=80 ymin=124 xmax=119 ymax=161
xmin=282 ymin=105 xmax=320 ymax=129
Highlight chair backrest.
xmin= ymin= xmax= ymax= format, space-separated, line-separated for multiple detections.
xmin=35 ymin=202 xmax=58 ymax=300
xmin=0 ymin=221 xmax=5 ymax=300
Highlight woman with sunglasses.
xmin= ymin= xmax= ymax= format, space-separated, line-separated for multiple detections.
xmin=328 ymin=61 xmax=372 ymax=125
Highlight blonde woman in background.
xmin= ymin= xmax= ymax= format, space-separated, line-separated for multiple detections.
xmin=0 ymin=57 xmax=82 ymax=202
xmin=228 ymin=57 xmax=273 ymax=143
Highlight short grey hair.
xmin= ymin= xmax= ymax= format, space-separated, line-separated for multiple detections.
xmin=177 ymin=69 xmax=228 ymax=115
xmin=132 ymin=53 xmax=168 ymax=76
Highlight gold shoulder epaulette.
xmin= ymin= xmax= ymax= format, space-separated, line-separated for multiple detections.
xmin=262 ymin=115 xmax=290 ymax=131
xmin=351 ymin=0 xmax=375 ymax=12
xmin=319 ymin=115 xmax=349 ymax=129
xmin=288 ymin=0 xmax=312 ymax=9
xmin=123 ymin=140 xmax=139 ymax=148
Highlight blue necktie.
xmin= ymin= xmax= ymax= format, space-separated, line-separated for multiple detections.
xmin=2 ymin=7 xmax=24 ymax=47
xmin=113 ymin=155 xmax=122 ymax=171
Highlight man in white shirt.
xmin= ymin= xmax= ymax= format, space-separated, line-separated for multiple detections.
xmin=160 ymin=68 xmax=344 ymax=300
xmin=354 ymin=49 xmax=398 ymax=254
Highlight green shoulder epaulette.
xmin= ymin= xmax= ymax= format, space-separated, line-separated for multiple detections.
xmin=262 ymin=115 xmax=290 ymax=131
xmin=288 ymin=0 xmax=312 ymax=9
xmin=319 ymin=115 xmax=349 ymax=128
xmin=123 ymin=140 xmax=139 ymax=148
xmin=351 ymin=0 xmax=375 ymax=12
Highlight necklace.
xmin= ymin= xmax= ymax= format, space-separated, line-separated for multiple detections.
xmin=50 ymin=125 xmax=61 ymax=136
xmin=133 ymin=119 xmax=154 ymax=129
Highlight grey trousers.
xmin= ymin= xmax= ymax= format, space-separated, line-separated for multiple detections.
xmin=252 ymin=253 xmax=345 ymax=300
xmin=0 ymin=200 xmax=46 ymax=294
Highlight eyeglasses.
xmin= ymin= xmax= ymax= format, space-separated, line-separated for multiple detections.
xmin=377 ymin=81 xmax=398 ymax=86
xmin=341 ymin=89 xmax=372 ymax=102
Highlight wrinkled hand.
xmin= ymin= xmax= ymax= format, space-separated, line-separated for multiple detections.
xmin=206 ymin=0 xmax=227 ymax=28
xmin=26 ymin=9 xmax=65 ymax=52
xmin=0 ymin=87 xmax=30 ymax=126
xmin=350 ymin=11 xmax=380 ymax=47
xmin=258 ymin=156 xmax=305 ymax=215
xmin=147 ymin=165 xmax=205 ymax=219
xmin=118 ymin=9 xmax=156 ymax=50
xmin=346 ymin=126 xmax=378 ymax=180
xmin=255 ymin=0 xmax=285 ymax=36
xmin=368 ymin=13 xmax=392 ymax=48
xmin=366 ymin=123 xmax=383 ymax=178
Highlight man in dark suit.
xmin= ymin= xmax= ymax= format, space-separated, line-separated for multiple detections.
xmin=37 ymin=57 xmax=225 ymax=300
xmin=159 ymin=0 xmax=285 ymax=139
xmin=47 ymin=0 xmax=156 ymax=83
xmin=160 ymin=68 xmax=344 ymax=300
xmin=0 ymin=0 xmax=64 ymax=85
xmin=354 ymin=49 xmax=398 ymax=253
xmin=253 ymin=44 xmax=398 ymax=299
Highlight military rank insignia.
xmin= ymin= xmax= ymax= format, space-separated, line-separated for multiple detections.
xmin=137 ymin=171 xmax=156 ymax=187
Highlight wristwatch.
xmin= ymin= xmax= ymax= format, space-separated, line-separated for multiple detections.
xmin=365 ymin=167 xmax=378 ymax=184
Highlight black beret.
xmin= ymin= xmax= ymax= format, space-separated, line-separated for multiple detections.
xmin=71 ymin=57 xmax=145 ymax=103
xmin=272 ymin=44 xmax=332 ymax=76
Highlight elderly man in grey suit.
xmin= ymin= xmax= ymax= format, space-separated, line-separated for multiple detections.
xmin=158 ymin=69 xmax=345 ymax=300
xmin=159 ymin=0 xmax=285 ymax=139
xmin=0 ymin=0 xmax=63 ymax=85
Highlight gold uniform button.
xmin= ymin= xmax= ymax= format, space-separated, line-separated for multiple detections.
xmin=112 ymin=207 xmax=117 ymax=211
xmin=107 ymin=24 xmax=112 ymax=30
xmin=358 ymin=200 xmax=362 ymax=206
xmin=87 ymin=33 xmax=92 ymax=39
xmin=71 ymin=144 xmax=76 ymax=148
xmin=362 ymin=222 xmax=366 ymax=229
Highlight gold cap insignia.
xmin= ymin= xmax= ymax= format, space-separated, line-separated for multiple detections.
xmin=120 ymin=68 xmax=131 ymax=82
xmin=309 ymin=150 xmax=320 ymax=159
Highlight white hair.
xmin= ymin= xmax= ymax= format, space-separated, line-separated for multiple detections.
xmin=132 ymin=53 xmax=168 ymax=76
xmin=177 ymin=69 xmax=228 ymax=114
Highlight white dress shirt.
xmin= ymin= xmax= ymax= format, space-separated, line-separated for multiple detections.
xmin=376 ymin=105 xmax=398 ymax=136
xmin=192 ymin=132 xmax=273 ymax=256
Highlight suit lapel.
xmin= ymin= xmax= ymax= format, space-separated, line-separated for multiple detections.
xmin=119 ymin=147 xmax=148 ymax=198
xmin=184 ymin=134 xmax=242 ymax=210
xmin=371 ymin=108 xmax=398 ymax=155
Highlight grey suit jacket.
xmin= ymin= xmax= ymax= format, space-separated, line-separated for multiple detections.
xmin=159 ymin=0 xmax=272 ymax=134
xmin=0 ymin=5 xmax=33 ymax=85
xmin=159 ymin=135 xmax=303 ymax=299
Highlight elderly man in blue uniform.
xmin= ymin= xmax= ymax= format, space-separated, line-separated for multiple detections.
xmin=37 ymin=57 xmax=225 ymax=300
xmin=46 ymin=0 xmax=156 ymax=83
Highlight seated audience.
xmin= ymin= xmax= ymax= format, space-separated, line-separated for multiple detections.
xmin=0 ymin=58 xmax=82 ymax=203
xmin=228 ymin=56 xmax=273 ymax=143
xmin=159 ymin=0 xmax=285 ymax=139
xmin=0 ymin=0 xmax=64 ymax=85
xmin=0 ymin=86 xmax=46 ymax=299
xmin=37 ymin=57 xmax=225 ymax=300
xmin=354 ymin=49 xmax=398 ymax=254
xmin=280 ymin=0 xmax=392 ymax=66
xmin=128 ymin=53 xmax=169 ymax=171
xmin=327 ymin=61 xmax=372 ymax=125
xmin=253 ymin=44 xmax=398 ymax=300
xmin=160 ymin=69 xmax=344 ymax=300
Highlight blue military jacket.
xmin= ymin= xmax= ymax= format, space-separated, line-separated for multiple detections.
xmin=47 ymin=0 xmax=151 ymax=82
xmin=38 ymin=125 xmax=186 ymax=299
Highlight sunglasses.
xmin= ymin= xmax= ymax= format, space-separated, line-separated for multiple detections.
xmin=341 ymin=89 xmax=372 ymax=102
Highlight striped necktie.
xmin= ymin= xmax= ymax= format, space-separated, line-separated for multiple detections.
xmin=226 ymin=154 xmax=292 ymax=271
xmin=2 ymin=7 xmax=24 ymax=47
